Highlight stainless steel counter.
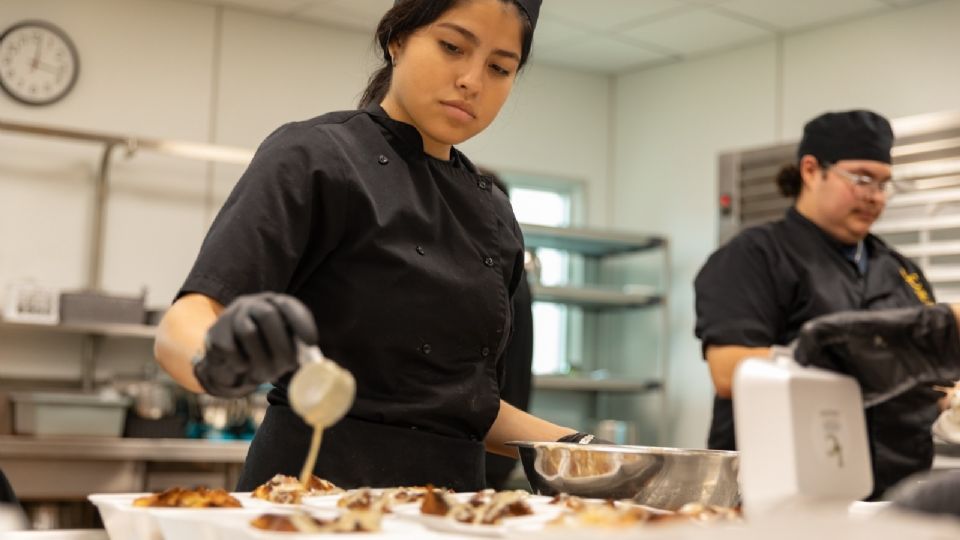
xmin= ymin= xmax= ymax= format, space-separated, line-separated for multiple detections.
xmin=0 ymin=436 xmax=249 ymax=499
xmin=2 ymin=530 xmax=107 ymax=540
xmin=0 ymin=436 xmax=249 ymax=462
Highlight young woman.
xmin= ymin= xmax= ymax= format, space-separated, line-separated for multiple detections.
xmin=154 ymin=0 xmax=590 ymax=492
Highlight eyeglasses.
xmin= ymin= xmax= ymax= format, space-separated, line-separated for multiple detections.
xmin=822 ymin=163 xmax=897 ymax=197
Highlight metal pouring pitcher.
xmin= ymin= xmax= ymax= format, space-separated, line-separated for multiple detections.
xmin=287 ymin=341 xmax=356 ymax=428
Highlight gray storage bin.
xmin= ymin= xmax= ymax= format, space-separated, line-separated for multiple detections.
xmin=59 ymin=290 xmax=146 ymax=325
xmin=11 ymin=391 xmax=131 ymax=437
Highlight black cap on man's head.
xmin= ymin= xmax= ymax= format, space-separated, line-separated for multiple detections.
xmin=797 ymin=110 xmax=894 ymax=165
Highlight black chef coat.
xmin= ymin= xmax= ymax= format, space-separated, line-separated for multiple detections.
xmin=695 ymin=207 xmax=940 ymax=497
xmin=486 ymin=271 xmax=533 ymax=489
xmin=178 ymin=104 xmax=525 ymax=491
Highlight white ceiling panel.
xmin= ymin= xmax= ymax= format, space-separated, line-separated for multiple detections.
xmin=532 ymin=16 xmax=593 ymax=48
xmin=296 ymin=9 xmax=374 ymax=32
xmin=172 ymin=0 xmax=925 ymax=74
xmin=320 ymin=0 xmax=394 ymax=20
xmin=296 ymin=0 xmax=392 ymax=32
xmin=533 ymin=36 xmax=670 ymax=74
xmin=879 ymin=0 xmax=939 ymax=6
xmin=205 ymin=0 xmax=310 ymax=14
xmin=539 ymin=0 xmax=689 ymax=31
xmin=619 ymin=8 xmax=772 ymax=56
xmin=676 ymin=0 xmax=735 ymax=5
xmin=717 ymin=0 xmax=887 ymax=31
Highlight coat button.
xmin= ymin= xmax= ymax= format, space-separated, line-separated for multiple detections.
xmin=481 ymin=346 xmax=490 ymax=357
xmin=420 ymin=343 xmax=432 ymax=355
xmin=378 ymin=154 xmax=389 ymax=165
xmin=477 ymin=180 xmax=488 ymax=190
xmin=483 ymin=257 xmax=495 ymax=267
xmin=416 ymin=245 xmax=425 ymax=256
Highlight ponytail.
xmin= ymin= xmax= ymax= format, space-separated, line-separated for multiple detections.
xmin=776 ymin=164 xmax=802 ymax=198
xmin=359 ymin=65 xmax=393 ymax=109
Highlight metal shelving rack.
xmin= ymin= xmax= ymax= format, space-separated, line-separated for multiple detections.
xmin=0 ymin=319 xmax=157 ymax=339
xmin=0 ymin=118 xmax=253 ymax=390
xmin=529 ymin=284 xmax=659 ymax=309
xmin=522 ymin=223 xmax=670 ymax=444
xmin=1 ymin=119 xmax=671 ymax=446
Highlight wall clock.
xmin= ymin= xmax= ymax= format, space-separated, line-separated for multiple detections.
xmin=0 ymin=20 xmax=79 ymax=106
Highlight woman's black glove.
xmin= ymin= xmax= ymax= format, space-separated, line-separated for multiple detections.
xmin=793 ymin=304 xmax=960 ymax=407
xmin=557 ymin=432 xmax=614 ymax=445
xmin=193 ymin=292 xmax=318 ymax=398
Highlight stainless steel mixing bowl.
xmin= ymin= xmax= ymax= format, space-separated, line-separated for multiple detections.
xmin=508 ymin=441 xmax=740 ymax=510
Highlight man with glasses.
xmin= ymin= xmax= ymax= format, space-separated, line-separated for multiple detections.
xmin=694 ymin=110 xmax=947 ymax=498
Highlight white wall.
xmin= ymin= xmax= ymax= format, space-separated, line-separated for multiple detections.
xmin=0 ymin=0 xmax=218 ymax=380
xmin=0 ymin=0 xmax=611 ymax=380
xmin=612 ymin=0 xmax=960 ymax=448
xmin=613 ymin=42 xmax=779 ymax=449
xmin=462 ymin=63 xmax=612 ymax=225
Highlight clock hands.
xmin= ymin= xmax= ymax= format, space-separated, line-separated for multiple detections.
xmin=31 ymin=34 xmax=42 ymax=71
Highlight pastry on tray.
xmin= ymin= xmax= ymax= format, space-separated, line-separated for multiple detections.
xmin=252 ymin=474 xmax=343 ymax=504
xmin=420 ymin=486 xmax=534 ymax=525
xmin=132 ymin=486 xmax=241 ymax=508
xmin=250 ymin=510 xmax=381 ymax=533
xmin=338 ymin=485 xmax=451 ymax=512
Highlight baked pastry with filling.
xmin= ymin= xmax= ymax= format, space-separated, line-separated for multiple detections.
xmin=252 ymin=474 xmax=343 ymax=504
xmin=420 ymin=486 xmax=533 ymax=525
xmin=132 ymin=487 xmax=241 ymax=508
xmin=250 ymin=510 xmax=381 ymax=533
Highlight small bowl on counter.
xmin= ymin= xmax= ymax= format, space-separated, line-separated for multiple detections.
xmin=508 ymin=441 xmax=740 ymax=511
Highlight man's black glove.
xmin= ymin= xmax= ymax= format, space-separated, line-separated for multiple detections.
xmin=889 ymin=469 xmax=960 ymax=517
xmin=793 ymin=304 xmax=960 ymax=408
xmin=193 ymin=292 xmax=318 ymax=398
xmin=557 ymin=432 xmax=614 ymax=445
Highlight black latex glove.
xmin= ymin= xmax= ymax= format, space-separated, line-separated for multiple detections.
xmin=193 ymin=292 xmax=318 ymax=398
xmin=557 ymin=432 xmax=614 ymax=445
xmin=793 ymin=304 xmax=960 ymax=408
xmin=888 ymin=469 xmax=960 ymax=517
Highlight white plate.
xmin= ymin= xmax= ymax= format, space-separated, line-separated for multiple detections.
xmin=391 ymin=493 xmax=563 ymax=537
xmin=395 ymin=512 xmax=561 ymax=538
xmin=236 ymin=491 xmax=311 ymax=509
xmin=88 ymin=492 xmax=259 ymax=540
xmin=153 ymin=508 xmax=273 ymax=540
xmin=299 ymin=493 xmax=345 ymax=510
xmin=153 ymin=504 xmax=423 ymax=540
xmin=303 ymin=488 xmax=480 ymax=512
xmin=230 ymin=508 xmax=430 ymax=540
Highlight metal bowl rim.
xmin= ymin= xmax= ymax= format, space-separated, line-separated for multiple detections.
xmin=505 ymin=440 xmax=739 ymax=458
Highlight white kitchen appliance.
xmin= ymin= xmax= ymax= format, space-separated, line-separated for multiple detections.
xmin=733 ymin=353 xmax=873 ymax=515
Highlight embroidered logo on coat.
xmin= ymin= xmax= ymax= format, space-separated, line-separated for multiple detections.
xmin=900 ymin=268 xmax=933 ymax=305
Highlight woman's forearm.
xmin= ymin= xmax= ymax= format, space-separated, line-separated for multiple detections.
xmin=484 ymin=400 xmax=576 ymax=458
xmin=153 ymin=293 xmax=223 ymax=393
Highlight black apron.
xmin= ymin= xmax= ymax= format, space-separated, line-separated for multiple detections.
xmin=237 ymin=405 xmax=485 ymax=491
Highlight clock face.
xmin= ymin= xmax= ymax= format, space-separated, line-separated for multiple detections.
xmin=0 ymin=21 xmax=79 ymax=106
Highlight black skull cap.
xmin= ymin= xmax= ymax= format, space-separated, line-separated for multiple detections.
xmin=393 ymin=0 xmax=541 ymax=30
xmin=797 ymin=109 xmax=894 ymax=165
